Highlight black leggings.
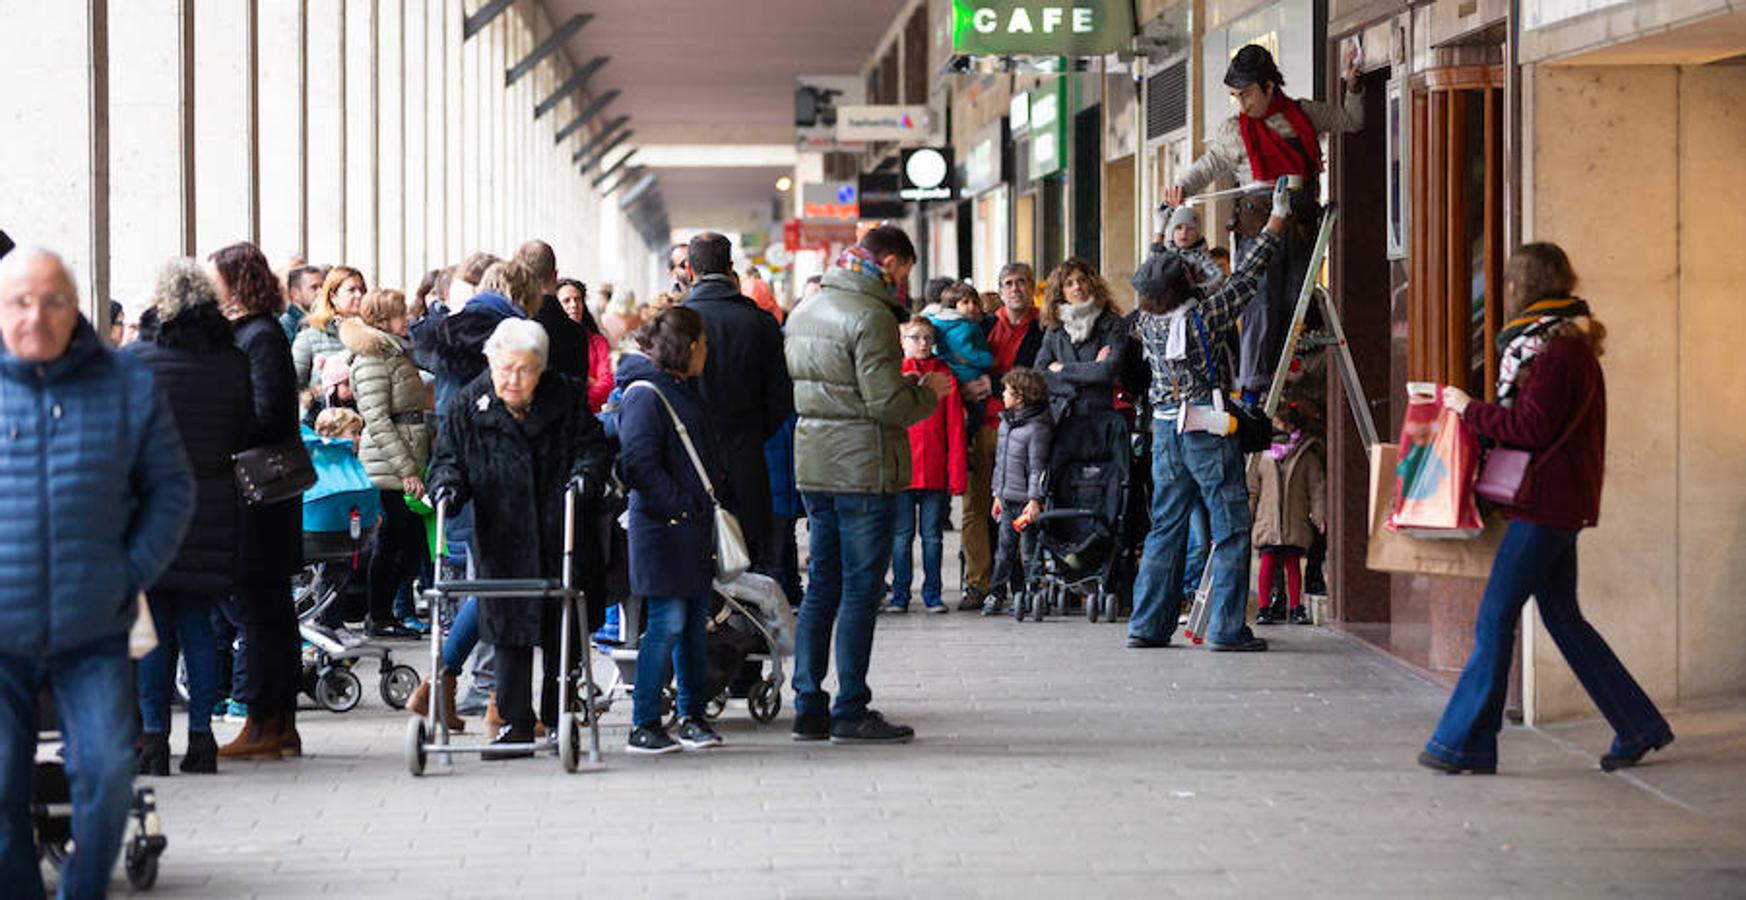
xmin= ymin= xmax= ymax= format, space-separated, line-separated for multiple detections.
xmin=492 ymin=607 xmax=581 ymax=732
xmin=368 ymin=489 xmax=429 ymax=624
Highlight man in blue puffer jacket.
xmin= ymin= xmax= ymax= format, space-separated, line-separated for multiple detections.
xmin=0 ymin=248 xmax=194 ymax=900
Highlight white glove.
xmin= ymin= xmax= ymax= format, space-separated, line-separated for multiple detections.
xmin=1271 ymin=177 xmax=1294 ymax=220
xmin=1152 ymin=204 xmax=1171 ymax=237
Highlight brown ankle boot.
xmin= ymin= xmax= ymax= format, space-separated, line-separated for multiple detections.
xmin=485 ymin=692 xmax=504 ymax=735
xmin=217 ymin=714 xmax=282 ymax=760
xmin=408 ymin=678 xmax=466 ymax=732
xmin=279 ymin=710 xmax=302 ymax=758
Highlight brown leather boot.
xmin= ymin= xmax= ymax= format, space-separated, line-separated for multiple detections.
xmin=407 ymin=678 xmax=466 ymax=732
xmin=217 ymin=714 xmax=282 ymax=760
xmin=485 ymin=692 xmax=504 ymax=735
xmin=279 ymin=709 xmax=302 ymax=758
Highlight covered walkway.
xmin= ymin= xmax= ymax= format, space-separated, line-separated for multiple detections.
xmin=139 ymin=611 xmax=1746 ymax=897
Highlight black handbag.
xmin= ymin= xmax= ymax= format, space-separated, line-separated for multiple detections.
xmin=233 ymin=437 xmax=317 ymax=506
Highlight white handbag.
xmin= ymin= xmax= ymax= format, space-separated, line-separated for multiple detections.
xmin=626 ymin=382 xmax=751 ymax=581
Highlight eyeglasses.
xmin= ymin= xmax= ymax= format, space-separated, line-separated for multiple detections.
xmin=902 ymin=334 xmax=935 ymax=344
xmin=1 ymin=293 xmax=76 ymax=312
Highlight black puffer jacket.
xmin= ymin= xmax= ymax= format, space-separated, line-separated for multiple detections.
xmin=129 ymin=305 xmax=253 ymax=594
xmin=428 ymin=370 xmax=612 ymax=647
xmin=534 ymin=295 xmax=588 ymax=383
xmin=233 ymin=312 xmax=304 ymax=582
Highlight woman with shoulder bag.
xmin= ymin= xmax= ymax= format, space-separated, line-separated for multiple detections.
xmin=210 ymin=242 xmax=307 ymax=761
xmin=1421 ymin=243 xmax=1673 ymax=775
xmin=615 ymin=307 xmax=730 ymax=756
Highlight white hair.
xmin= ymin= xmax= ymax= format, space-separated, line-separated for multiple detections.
xmin=150 ymin=257 xmax=220 ymax=322
xmin=482 ymin=318 xmax=549 ymax=371
xmin=0 ymin=246 xmax=74 ymax=295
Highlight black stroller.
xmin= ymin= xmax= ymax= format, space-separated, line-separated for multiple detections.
xmin=32 ymin=693 xmax=167 ymax=891
xmin=1023 ymin=408 xmax=1134 ymax=623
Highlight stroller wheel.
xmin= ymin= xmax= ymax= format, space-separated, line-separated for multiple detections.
xmin=380 ymin=665 xmax=420 ymax=709
xmin=705 ymin=692 xmax=728 ymax=721
xmin=1088 ymin=589 xmax=1102 ymax=623
xmin=573 ymin=679 xmax=604 ymax=726
xmin=661 ymin=687 xmax=680 ymax=730
xmin=315 ymin=668 xmax=363 ymax=713
xmin=124 ymin=839 xmax=160 ymax=890
xmin=748 ymin=678 xmax=782 ymax=724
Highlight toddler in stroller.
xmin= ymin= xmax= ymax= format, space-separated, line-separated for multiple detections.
xmin=296 ymin=422 xmax=421 ymax=713
xmin=1029 ymin=407 xmax=1133 ymax=623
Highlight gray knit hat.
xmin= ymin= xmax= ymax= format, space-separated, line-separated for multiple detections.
xmin=1166 ymin=206 xmax=1201 ymax=238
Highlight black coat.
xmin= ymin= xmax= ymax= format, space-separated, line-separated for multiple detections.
xmin=231 ymin=313 xmax=304 ymax=583
xmin=414 ymin=296 xmax=515 ymax=417
xmin=533 ymin=295 xmax=588 ymax=383
xmin=129 ymin=305 xmax=253 ymax=594
xmin=681 ymin=275 xmax=792 ymax=556
xmin=428 ymin=370 xmax=612 ymax=647
xmin=615 ymin=354 xmax=724 ymax=601
xmin=1035 ymin=308 xmax=1130 ymax=422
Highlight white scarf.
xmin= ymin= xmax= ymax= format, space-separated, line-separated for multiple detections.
xmin=1161 ymin=308 xmax=1190 ymax=360
xmin=1059 ymin=300 xmax=1103 ymax=345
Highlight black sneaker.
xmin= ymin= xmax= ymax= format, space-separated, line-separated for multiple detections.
xmin=481 ymin=724 xmax=536 ymax=760
xmin=1126 ymin=635 xmax=1171 ymax=649
xmin=791 ymin=713 xmax=830 ymax=742
xmin=367 ymin=620 xmax=422 ymax=640
xmin=829 ymin=710 xmax=914 ymax=745
xmin=1288 ymin=605 xmax=1311 ymax=625
xmin=626 ymin=724 xmax=682 ymax=755
xmin=1255 ymin=602 xmax=1280 ymax=626
xmin=1208 ymin=634 xmax=1269 ymax=652
xmin=676 ymin=717 xmax=724 ymax=750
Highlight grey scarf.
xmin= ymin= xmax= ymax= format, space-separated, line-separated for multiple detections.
xmin=1059 ymin=299 xmax=1103 ymax=345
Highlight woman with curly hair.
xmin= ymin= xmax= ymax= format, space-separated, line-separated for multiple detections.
xmin=1033 ymin=257 xmax=1129 ymax=421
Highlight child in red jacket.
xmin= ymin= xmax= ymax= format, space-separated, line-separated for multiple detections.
xmin=887 ymin=318 xmax=967 ymax=613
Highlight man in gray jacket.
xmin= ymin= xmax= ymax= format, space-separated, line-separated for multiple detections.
xmin=0 ymin=248 xmax=194 ymax=898
xmin=785 ymin=226 xmax=949 ymax=744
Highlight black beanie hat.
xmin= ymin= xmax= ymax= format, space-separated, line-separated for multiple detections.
xmin=1132 ymin=252 xmax=1191 ymax=307
xmin=1224 ymin=44 xmax=1283 ymax=90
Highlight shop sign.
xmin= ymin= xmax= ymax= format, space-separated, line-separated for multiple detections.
xmin=1009 ymin=91 xmax=1031 ymax=133
xmin=802 ymin=182 xmax=859 ymax=222
xmin=951 ymin=1 xmax=1136 ymax=57
xmin=963 ymin=118 xmax=1010 ymax=196
xmin=900 ymin=147 xmax=956 ymax=202
xmin=1028 ymin=80 xmax=1065 ymax=180
xmin=836 ymin=105 xmax=930 ymax=144
xmin=795 ymin=74 xmax=867 ymax=150
xmin=857 ymin=172 xmax=908 ymax=220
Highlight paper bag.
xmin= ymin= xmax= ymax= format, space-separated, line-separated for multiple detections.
xmin=1387 ymin=384 xmax=1483 ymax=536
xmin=129 ymin=592 xmax=158 ymax=660
xmin=1368 ymin=443 xmax=1504 ymax=580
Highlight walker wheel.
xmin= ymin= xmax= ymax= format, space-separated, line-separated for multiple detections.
xmin=559 ymin=712 xmax=579 ymax=773
xmin=316 ymin=668 xmax=363 ymax=712
xmin=748 ymin=678 xmax=782 ymax=724
xmin=380 ymin=665 xmax=420 ymax=709
xmin=405 ymin=717 xmax=428 ymax=776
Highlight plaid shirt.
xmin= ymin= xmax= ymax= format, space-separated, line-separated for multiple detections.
xmin=1136 ymin=229 xmax=1282 ymax=407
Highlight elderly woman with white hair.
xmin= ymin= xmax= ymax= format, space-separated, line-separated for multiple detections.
xmin=126 ymin=258 xmax=254 ymax=775
xmin=427 ymin=318 xmax=612 ymax=757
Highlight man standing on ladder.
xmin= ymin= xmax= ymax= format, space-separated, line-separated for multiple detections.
xmin=1162 ymin=43 xmax=1364 ymax=405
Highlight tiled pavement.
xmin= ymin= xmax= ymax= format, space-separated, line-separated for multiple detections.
xmin=80 ymin=601 xmax=1746 ymax=899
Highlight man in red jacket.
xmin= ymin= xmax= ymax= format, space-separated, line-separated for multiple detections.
xmin=889 ymin=317 xmax=967 ymax=613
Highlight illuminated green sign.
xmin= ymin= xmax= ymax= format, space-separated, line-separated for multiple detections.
xmin=951 ymin=1 xmax=1135 ymax=57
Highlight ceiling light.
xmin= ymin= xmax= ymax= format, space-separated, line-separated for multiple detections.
xmin=776 ymin=176 xmax=794 ymax=192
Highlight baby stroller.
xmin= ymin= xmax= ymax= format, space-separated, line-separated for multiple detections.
xmin=596 ymin=573 xmax=792 ymax=727
xmin=31 ymin=695 xmax=167 ymax=891
xmin=1023 ymin=408 xmax=1133 ymax=623
xmin=294 ymin=428 xmax=420 ymax=713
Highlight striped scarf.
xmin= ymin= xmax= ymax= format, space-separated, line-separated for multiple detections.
xmin=1495 ymin=297 xmax=1590 ymax=407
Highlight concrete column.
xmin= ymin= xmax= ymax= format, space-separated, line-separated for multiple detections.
xmin=343 ymin=0 xmax=377 ymax=276
xmin=193 ymin=0 xmax=258 ymax=256
xmin=108 ymin=0 xmax=192 ymax=303
xmin=377 ymin=0 xmax=405 ymax=289
xmin=258 ymin=0 xmax=306 ymax=263
xmin=0 ymin=1 xmax=110 ymax=318
xmin=306 ymin=0 xmax=345 ymax=265
xmin=403 ymin=0 xmax=427 ymax=282
xmin=444 ymin=2 xmax=464 ymax=261
xmin=462 ymin=15 xmax=482 ymax=253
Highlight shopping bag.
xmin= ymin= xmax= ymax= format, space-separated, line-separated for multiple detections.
xmin=128 ymin=592 xmax=158 ymax=660
xmin=1367 ymin=443 xmax=1503 ymax=579
xmin=1387 ymin=383 xmax=1483 ymax=537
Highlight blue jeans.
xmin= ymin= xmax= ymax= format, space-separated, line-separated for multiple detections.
xmin=138 ymin=590 xmax=219 ymax=734
xmin=794 ymin=491 xmax=896 ymax=723
xmin=441 ymin=598 xmax=479 ymax=678
xmin=890 ymin=489 xmax=948 ymax=607
xmin=0 ymin=636 xmax=136 ymax=900
xmin=1128 ymin=422 xmax=1254 ymax=646
xmin=1426 ymin=522 xmax=1671 ymax=768
xmin=631 ymin=596 xmax=708 ymax=727
xmin=1182 ymin=497 xmax=1211 ymax=598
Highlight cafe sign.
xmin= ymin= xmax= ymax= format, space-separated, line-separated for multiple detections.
xmin=951 ymin=1 xmax=1135 ymax=57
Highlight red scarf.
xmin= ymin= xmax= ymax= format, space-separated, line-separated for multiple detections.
xmin=1239 ymin=92 xmax=1322 ymax=183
